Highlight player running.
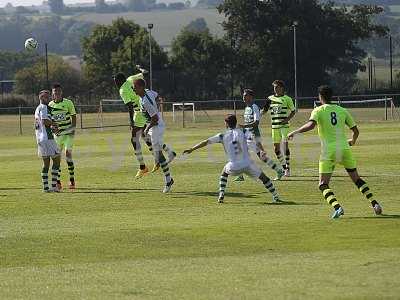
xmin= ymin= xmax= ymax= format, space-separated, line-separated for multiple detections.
xmin=262 ymin=80 xmax=296 ymax=176
xmin=34 ymin=90 xmax=61 ymax=192
xmin=48 ymin=83 xmax=76 ymax=190
xmin=288 ymin=85 xmax=383 ymax=219
xmin=183 ymin=114 xmax=282 ymax=204
xmin=133 ymin=78 xmax=175 ymax=193
xmin=235 ymin=89 xmax=284 ymax=182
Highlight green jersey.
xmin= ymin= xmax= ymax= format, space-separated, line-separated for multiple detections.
xmin=309 ymin=104 xmax=356 ymax=154
xmin=267 ymin=95 xmax=295 ymax=129
xmin=48 ymin=98 xmax=76 ymax=136
xmin=119 ymin=73 xmax=147 ymax=127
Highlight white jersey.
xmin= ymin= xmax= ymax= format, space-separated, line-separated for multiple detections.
xmin=208 ymin=128 xmax=252 ymax=170
xmin=34 ymin=104 xmax=54 ymax=143
xmin=141 ymin=89 xmax=165 ymax=127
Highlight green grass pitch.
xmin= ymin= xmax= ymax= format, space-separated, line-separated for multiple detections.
xmin=1 ymin=109 xmax=400 ymax=299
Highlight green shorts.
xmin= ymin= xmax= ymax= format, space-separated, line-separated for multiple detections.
xmin=319 ymin=149 xmax=357 ymax=173
xmin=55 ymin=134 xmax=74 ymax=151
xmin=272 ymin=127 xmax=289 ymax=143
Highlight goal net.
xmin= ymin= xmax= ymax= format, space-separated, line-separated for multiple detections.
xmin=313 ymin=98 xmax=399 ymax=121
xmin=97 ymin=99 xmax=129 ymax=128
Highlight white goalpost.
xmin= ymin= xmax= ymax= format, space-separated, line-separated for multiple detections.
xmin=313 ymin=97 xmax=398 ymax=121
xmin=172 ymin=102 xmax=196 ymax=122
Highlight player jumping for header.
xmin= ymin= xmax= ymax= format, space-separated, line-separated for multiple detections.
xmin=288 ymin=85 xmax=383 ymax=219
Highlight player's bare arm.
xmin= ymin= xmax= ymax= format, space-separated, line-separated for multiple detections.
xmin=144 ymin=114 xmax=159 ymax=135
xmin=126 ymin=102 xmax=135 ymax=128
xmin=282 ymin=110 xmax=296 ymax=124
xmin=183 ymin=140 xmax=209 ymax=154
xmin=348 ymin=126 xmax=359 ymax=146
xmin=288 ymin=120 xmax=316 ymax=140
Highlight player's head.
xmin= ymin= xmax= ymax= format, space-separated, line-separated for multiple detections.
xmin=133 ymin=78 xmax=146 ymax=96
xmin=318 ymin=85 xmax=333 ymax=104
xmin=113 ymin=72 xmax=126 ymax=89
xmin=38 ymin=90 xmax=50 ymax=104
xmin=52 ymin=83 xmax=62 ymax=101
xmin=243 ymin=89 xmax=254 ymax=104
xmin=272 ymin=80 xmax=285 ymax=96
xmin=224 ymin=114 xmax=237 ymax=129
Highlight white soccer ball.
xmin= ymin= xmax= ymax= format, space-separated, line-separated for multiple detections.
xmin=24 ymin=38 xmax=38 ymax=51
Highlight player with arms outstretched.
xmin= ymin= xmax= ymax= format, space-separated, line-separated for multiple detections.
xmin=48 ymin=83 xmax=76 ymax=189
xmin=235 ymin=89 xmax=284 ymax=181
xmin=183 ymin=114 xmax=282 ymax=203
xmin=35 ymin=90 xmax=61 ymax=192
xmin=262 ymin=80 xmax=296 ymax=176
xmin=288 ymin=85 xmax=383 ymax=219
xmin=133 ymin=78 xmax=175 ymax=193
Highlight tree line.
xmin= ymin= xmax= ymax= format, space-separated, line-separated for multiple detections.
xmin=2 ymin=0 xmax=400 ymax=105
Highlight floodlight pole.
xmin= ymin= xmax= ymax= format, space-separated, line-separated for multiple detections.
xmin=389 ymin=34 xmax=393 ymax=89
xmin=45 ymin=43 xmax=49 ymax=89
xmin=148 ymin=23 xmax=153 ymax=90
xmin=292 ymin=22 xmax=298 ymax=111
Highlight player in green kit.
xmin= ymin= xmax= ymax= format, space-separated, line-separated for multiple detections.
xmin=262 ymin=80 xmax=296 ymax=177
xmin=114 ymin=72 xmax=151 ymax=179
xmin=288 ymin=85 xmax=383 ymax=219
xmin=48 ymin=83 xmax=76 ymax=189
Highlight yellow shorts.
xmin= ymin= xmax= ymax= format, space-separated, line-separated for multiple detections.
xmin=272 ymin=127 xmax=289 ymax=143
xmin=55 ymin=134 xmax=74 ymax=151
xmin=319 ymin=149 xmax=357 ymax=173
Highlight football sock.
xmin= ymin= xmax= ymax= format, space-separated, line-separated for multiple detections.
xmin=261 ymin=176 xmax=278 ymax=197
xmin=258 ymin=152 xmax=282 ymax=172
xmin=132 ymin=136 xmax=146 ymax=169
xmin=51 ymin=166 xmax=59 ymax=190
xmin=355 ymin=179 xmax=378 ymax=207
xmin=163 ymin=143 xmax=175 ymax=157
xmin=66 ymin=158 xmax=75 ymax=183
xmin=159 ymin=154 xmax=171 ymax=184
xmin=219 ymin=172 xmax=228 ymax=195
xmin=41 ymin=167 xmax=49 ymax=191
xmin=285 ymin=149 xmax=290 ymax=170
xmin=275 ymin=150 xmax=286 ymax=169
xmin=319 ymin=184 xmax=341 ymax=210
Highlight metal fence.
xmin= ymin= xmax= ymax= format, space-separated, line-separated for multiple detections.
xmin=1 ymin=94 xmax=400 ymax=136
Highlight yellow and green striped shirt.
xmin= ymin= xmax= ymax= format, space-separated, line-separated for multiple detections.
xmin=267 ymin=95 xmax=295 ymax=129
xmin=48 ymin=98 xmax=76 ymax=136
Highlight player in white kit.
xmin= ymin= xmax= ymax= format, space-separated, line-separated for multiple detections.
xmin=133 ymin=78 xmax=175 ymax=193
xmin=34 ymin=90 xmax=61 ymax=192
xmin=183 ymin=114 xmax=282 ymax=203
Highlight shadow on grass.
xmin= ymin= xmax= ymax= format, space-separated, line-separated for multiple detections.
xmin=172 ymin=191 xmax=259 ymax=198
xmin=74 ymin=187 xmax=161 ymax=192
xmin=346 ymin=214 xmax=400 ymax=219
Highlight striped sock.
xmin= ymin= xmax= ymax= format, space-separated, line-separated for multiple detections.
xmin=219 ymin=173 xmax=228 ymax=195
xmin=258 ymin=152 xmax=282 ymax=173
xmin=285 ymin=149 xmax=290 ymax=170
xmin=51 ymin=167 xmax=59 ymax=190
xmin=261 ymin=176 xmax=278 ymax=197
xmin=355 ymin=179 xmax=378 ymax=207
xmin=41 ymin=167 xmax=49 ymax=191
xmin=275 ymin=150 xmax=286 ymax=170
xmin=66 ymin=159 xmax=75 ymax=183
xmin=319 ymin=184 xmax=341 ymax=210
xmin=159 ymin=154 xmax=171 ymax=183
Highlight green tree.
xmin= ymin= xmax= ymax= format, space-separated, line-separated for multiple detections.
xmin=184 ymin=18 xmax=208 ymax=32
xmin=14 ymin=55 xmax=82 ymax=96
xmin=218 ymin=1 xmax=388 ymax=95
xmin=82 ymin=18 xmax=168 ymax=95
xmin=170 ymin=28 xmax=231 ymax=99
xmin=0 ymin=50 xmax=40 ymax=79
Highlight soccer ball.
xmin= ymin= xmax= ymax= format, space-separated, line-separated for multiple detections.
xmin=24 ymin=38 xmax=38 ymax=51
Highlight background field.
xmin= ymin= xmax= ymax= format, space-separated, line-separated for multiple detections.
xmin=1 ymin=109 xmax=400 ymax=299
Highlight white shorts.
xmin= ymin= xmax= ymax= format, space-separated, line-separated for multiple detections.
xmin=149 ymin=124 xmax=165 ymax=152
xmin=223 ymin=161 xmax=262 ymax=179
xmin=37 ymin=140 xmax=60 ymax=158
